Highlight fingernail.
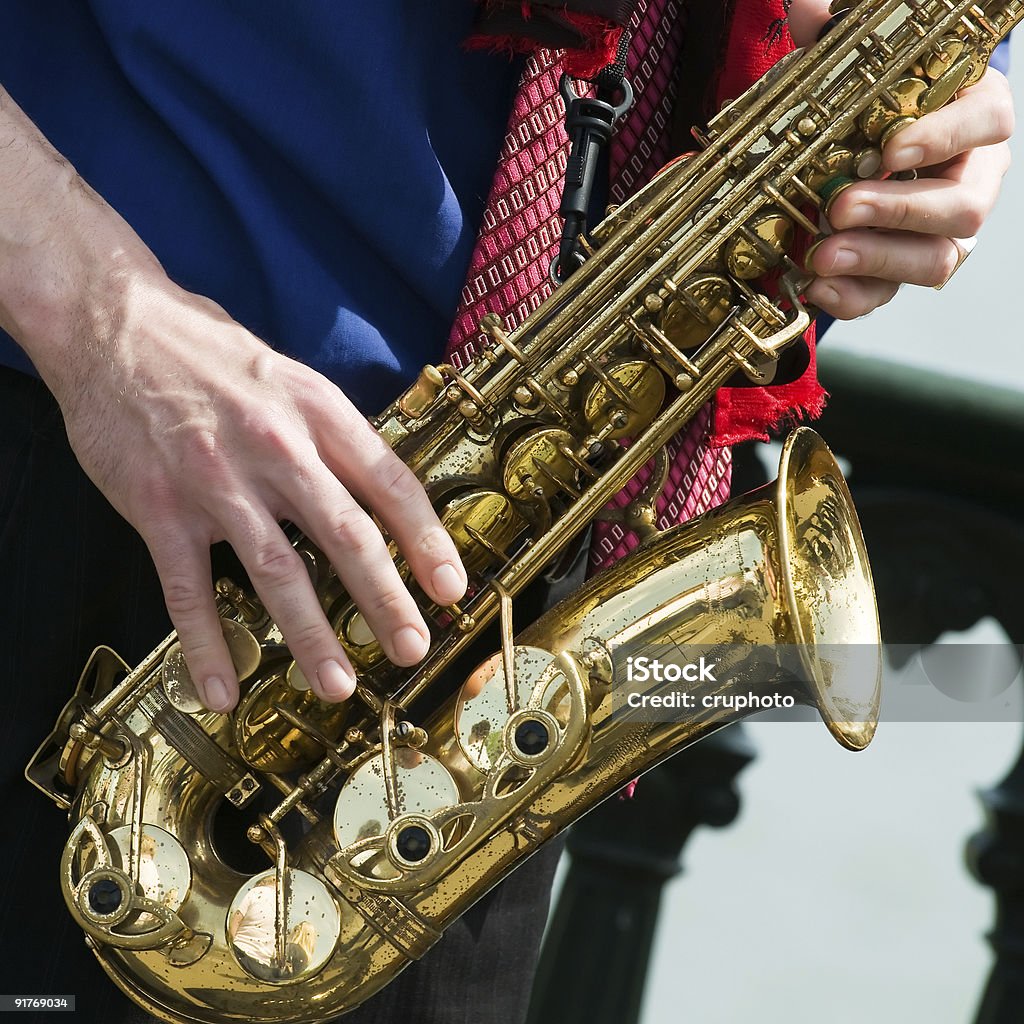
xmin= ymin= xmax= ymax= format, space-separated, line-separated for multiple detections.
xmin=432 ymin=562 xmax=466 ymax=604
xmin=202 ymin=676 xmax=232 ymax=712
xmin=393 ymin=625 xmax=429 ymax=664
xmin=828 ymin=247 xmax=859 ymax=274
xmin=844 ymin=201 xmax=876 ymax=227
xmin=317 ymin=659 xmax=356 ymax=700
xmin=803 ymin=238 xmax=826 ymax=273
xmin=888 ymin=145 xmax=923 ymax=171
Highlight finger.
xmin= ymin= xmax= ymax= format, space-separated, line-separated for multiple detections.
xmin=805 ymin=275 xmax=900 ymax=320
xmin=807 ymin=229 xmax=961 ymax=288
xmin=828 ymin=144 xmax=1008 ymax=238
xmin=787 ymin=0 xmax=831 ymax=48
xmin=318 ymin=423 xmax=467 ymax=607
xmin=147 ymin=531 xmax=239 ymax=713
xmin=885 ymin=69 xmax=1014 ymax=172
xmin=284 ymin=472 xmax=434 ymax=667
xmin=222 ymin=501 xmax=357 ymax=703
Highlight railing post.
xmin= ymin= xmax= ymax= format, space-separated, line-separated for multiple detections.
xmin=526 ymin=728 xmax=754 ymax=1024
xmin=968 ymin=746 xmax=1024 ymax=1022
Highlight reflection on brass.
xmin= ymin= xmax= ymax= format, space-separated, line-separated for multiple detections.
xmin=397 ymin=365 xmax=444 ymax=419
xmin=108 ymin=824 xmax=191 ymax=934
xmin=454 ymin=646 xmax=562 ymax=772
xmin=723 ymin=210 xmax=794 ymax=279
xmin=235 ymin=676 xmax=348 ymax=774
xmin=920 ymin=54 xmax=976 ymax=112
xmin=923 ymin=35 xmax=966 ymax=78
xmin=659 ymin=274 xmax=734 ymax=350
xmin=502 ymin=427 xmax=579 ymax=502
xmin=333 ymin=751 xmax=458 ymax=852
xmin=803 ymin=146 xmax=854 ymax=191
xmin=285 ymin=661 xmax=311 ymax=691
xmin=341 ymin=609 xmax=376 ymax=648
xmin=227 ymin=869 xmax=340 ymax=985
xmin=858 ymin=76 xmax=928 ymax=142
xmin=68 ymin=721 xmax=125 ymax=763
xmin=581 ymin=359 xmax=666 ymax=438
xmin=29 ymin=0 xmax=1022 ymax=1019
xmin=440 ymin=490 xmax=529 ymax=574
xmin=162 ymin=619 xmax=260 ymax=714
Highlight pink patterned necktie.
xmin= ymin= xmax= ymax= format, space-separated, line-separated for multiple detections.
xmin=445 ymin=0 xmax=732 ymax=572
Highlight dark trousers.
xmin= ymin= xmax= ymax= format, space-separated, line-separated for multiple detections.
xmin=0 ymin=366 xmax=562 ymax=1024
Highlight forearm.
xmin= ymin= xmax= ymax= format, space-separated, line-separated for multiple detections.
xmin=0 ymin=84 xmax=162 ymax=406
xmin=0 ymin=84 xmax=464 ymax=713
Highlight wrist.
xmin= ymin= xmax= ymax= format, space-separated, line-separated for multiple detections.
xmin=0 ymin=87 xmax=167 ymax=401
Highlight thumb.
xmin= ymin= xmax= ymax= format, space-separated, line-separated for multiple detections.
xmin=787 ymin=0 xmax=833 ymax=48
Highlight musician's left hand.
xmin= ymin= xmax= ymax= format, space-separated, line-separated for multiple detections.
xmin=788 ymin=0 xmax=1015 ymax=319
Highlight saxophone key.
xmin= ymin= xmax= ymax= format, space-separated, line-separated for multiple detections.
xmin=332 ymin=751 xmax=458 ymax=867
xmin=107 ymin=823 xmax=191 ymax=935
xmin=332 ymin=602 xmax=392 ymax=672
xmin=857 ymin=75 xmax=927 ymax=142
xmin=397 ymin=364 xmax=445 ymax=420
xmin=392 ymin=720 xmax=428 ymax=749
xmin=920 ymin=53 xmax=978 ymax=112
xmin=502 ymin=427 xmax=581 ymax=502
xmin=657 ymin=273 xmax=734 ymax=353
xmin=580 ymin=359 xmax=666 ymax=439
xmin=820 ymin=176 xmax=857 ymax=220
xmin=234 ymin=675 xmax=349 ymax=773
xmin=854 ymin=146 xmax=883 ymax=178
xmin=226 ymin=869 xmax=340 ymax=984
xmin=723 ymin=209 xmax=794 ymax=279
xmin=879 ymin=116 xmax=919 ymax=148
xmin=455 ymin=646 xmax=569 ymax=772
xmin=803 ymin=146 xmax=854 ymax=192
xmin=922 ymin=35 xmax=966 ymax=78
xmin=440 ymin=489 xmax=529 ymax=573
xmin=161 ymin=619 xmax=261 ymax=715
xmin=340 ymin=608 xmax=377 ymax=649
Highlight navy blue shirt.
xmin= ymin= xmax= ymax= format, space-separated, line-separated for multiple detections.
xmin=0 ymin=2 xmax=519 ymax=412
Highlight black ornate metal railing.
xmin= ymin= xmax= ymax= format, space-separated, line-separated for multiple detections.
xmin=528 ymin=349 xmax=1024 ymax=1024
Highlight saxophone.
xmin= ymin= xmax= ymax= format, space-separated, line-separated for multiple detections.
xmin=25 ymin=1 xmax=1020 ymax=1019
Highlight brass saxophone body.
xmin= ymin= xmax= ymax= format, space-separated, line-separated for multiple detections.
xmin=26 ymin=1 xmax=1020 ymax=1020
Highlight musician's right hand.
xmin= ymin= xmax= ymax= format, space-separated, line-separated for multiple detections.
xmin=0 ymin=86 xmax=467 ymax=714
